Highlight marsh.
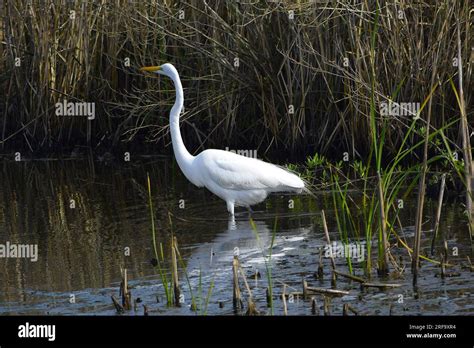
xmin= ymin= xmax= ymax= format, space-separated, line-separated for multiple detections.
xmin=0 ymin=157 xmax=471 ymax=315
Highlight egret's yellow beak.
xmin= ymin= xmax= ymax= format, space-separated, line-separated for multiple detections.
xmin=140 ymin=65 xmax=161 ymax=72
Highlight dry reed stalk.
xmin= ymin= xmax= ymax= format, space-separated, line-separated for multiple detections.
xmin=377 ymin=171 xmax=389 ymax=275
xmin=456 ymin=22 xmax=473 ymax=239
xmin=311 ymin=297 xmax=318 ymax=315
xmin=431 ymin=174 xmax=447 ymax=255
xmin=316 ymin=247 xmax=324 ymax=279
xmin=232 ymin=255 xmax=243 ymax=311
xmin=360 ymin=282 xmax=402 ymax=290
xmin=303 ymin=280 xmax=349 ymax=297
xmin=120 ymin=268 xmax=131 ymax=310
xmin=111 ymin=295 xmax=124 ymax=314
xmin=0 ymin=1 xmax=468 ymax=161
xmin=236 ymin=261 xmax=259 ymax=315
xmin=171 ymin=236 xmax=181 ymax=307
xmin=323 ymin=296 xmax=331 ymax=316
xmin=321 ymin=210 xmax=336 ymax=285
xmin=333 ymin=270 xmax=365 ymax=283
xmin=413 ymin=45 xmax=440 ymax=285
xmin=281 ymin=284 xmax=288 ymax=316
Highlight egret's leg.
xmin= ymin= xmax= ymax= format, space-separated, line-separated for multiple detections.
xmin=226 ymin=201 xmax=235 ymax=216
xmin=228 ymin=215 xmax=236 ymax=230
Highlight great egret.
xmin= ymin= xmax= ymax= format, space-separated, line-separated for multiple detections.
xmin=140 ymin=63 xmax=305 ymax=215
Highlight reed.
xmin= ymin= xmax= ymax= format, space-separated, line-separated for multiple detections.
xmin=232 ymin=255 xmax=243 ymax=311
xmin=321 ymin=84 xmax=456 ymax=277
xmin=250 ymin=217 xmax=277 ymax=315
xmin=454 ymin=22 xmax=473 ymax=238
xmin=0 ymin=0 xmax=469 ymax=167
xmin=430 ymin=174 xmax=447 ymax=255
xmin=146 ymin=173 xmax=172 ymax=305
xmin=147 ymin=180 xmax=204 ymax=311
xmin=171 ymin=236 xmax=181 ymax=306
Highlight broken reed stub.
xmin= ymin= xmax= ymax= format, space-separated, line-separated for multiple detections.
xmin=323 ymin=296 xmax=331 ymax=316
xmin=282 ymin=285 xmax=288 ymax=316
xmin=232 ymin=255 xmax=243 ymax=310
xmin=121 ymin=268 xmax=132 ymax=310
xmin=111 ymin=295 xmax=124 ymax=314
xmin=303 ymin=280 xmax=349 ymax=297
xmin=311 ymin=297 xmax=319 ymax=315
xmin=333 ymin=270 xmax=365 ymax=283
xmin=343 ymin=303 xmax=359 ymax=316
xmin=171 ymin=236 xmax=181 ymax=307
xmin=360 ymin=282 xmax=402 ymax=290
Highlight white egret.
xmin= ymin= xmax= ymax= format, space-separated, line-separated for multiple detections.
xmin=140 ymin=63 xmax=305 ymax=215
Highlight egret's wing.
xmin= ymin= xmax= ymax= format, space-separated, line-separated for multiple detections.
xmin=201 ymin=150 xmax=304 ymax=191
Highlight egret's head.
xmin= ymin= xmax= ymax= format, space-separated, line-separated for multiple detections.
xmin=140 ymin=63 xmax=177 ymax=78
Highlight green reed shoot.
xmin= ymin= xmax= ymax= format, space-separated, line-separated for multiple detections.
xmin=147 ymin=173 xmax=172 ymax=305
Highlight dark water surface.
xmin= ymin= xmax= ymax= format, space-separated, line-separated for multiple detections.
xmin=0 ymin=157 xmax=472 ymax=315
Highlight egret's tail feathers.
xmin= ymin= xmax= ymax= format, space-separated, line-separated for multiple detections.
xmin=303 ymin=186 xmax=317 ymax=198
xmin=282 ymin=172 xmax=317 ymax=198
xmin=297 ymin=174 xmax=318 ymax=198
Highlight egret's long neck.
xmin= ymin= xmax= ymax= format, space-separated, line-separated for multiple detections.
xmin=169 ymin=71 xmax=195 ymax=176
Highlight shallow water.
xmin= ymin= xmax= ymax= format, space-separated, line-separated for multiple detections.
xmin=0 ymin=157 xmax=472 ymax=315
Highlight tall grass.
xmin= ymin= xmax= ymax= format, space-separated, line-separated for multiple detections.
xmin=147 ymin=177 xmax=212 ymax=311
xmin=0 ymin=0 xmax=470 ymax=165
xmin=147 ymin=172 xmax=173 ymax=305
xmin=321 ymin=78 xmax=462 ymax=277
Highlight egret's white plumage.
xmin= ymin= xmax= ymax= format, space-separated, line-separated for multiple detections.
xmin=140 ymin=63 xmax=305 ymax=215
